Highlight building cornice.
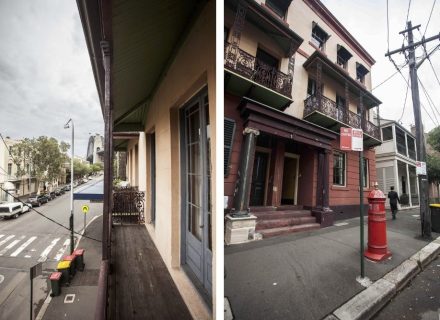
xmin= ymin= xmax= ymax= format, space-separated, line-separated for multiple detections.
xmin=302 ymin=0 xmax=375 ymax=67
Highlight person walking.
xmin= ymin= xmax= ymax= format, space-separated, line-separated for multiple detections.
xmin=388 ymin=186 xmax=400 ymax=220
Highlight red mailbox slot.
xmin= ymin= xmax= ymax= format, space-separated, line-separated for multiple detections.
xmin=364 ymin=183 xmax=392 ymax=261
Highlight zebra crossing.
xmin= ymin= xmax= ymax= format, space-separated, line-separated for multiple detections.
xmin=0 ymin=233 xmax=72 ymax=261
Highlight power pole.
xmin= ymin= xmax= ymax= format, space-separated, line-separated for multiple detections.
xmin=386 ymin=21 xmax=440 ymax=239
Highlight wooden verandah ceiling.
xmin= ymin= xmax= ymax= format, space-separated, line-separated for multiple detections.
xmin=77 ymin=0 xmax=206 ymax=133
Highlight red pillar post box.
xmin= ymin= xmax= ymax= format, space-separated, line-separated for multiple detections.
xmin=364 ymin=183 xmax=392 ymax=261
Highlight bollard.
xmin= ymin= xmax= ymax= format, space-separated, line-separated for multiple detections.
xmin=364 ymin=183 xmax=392 ymax=261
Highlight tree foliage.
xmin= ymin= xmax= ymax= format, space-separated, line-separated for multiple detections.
xmin=427 ymin=126 xmax=440 ymax=153
xmin=427 ymin=154 xmax=440 ymax=184
xmin=11 ymin=136 xmax=70 ymax=183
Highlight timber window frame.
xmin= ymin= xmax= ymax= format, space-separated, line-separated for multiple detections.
xmin=266 ymin=0 xmax=291 ymax=20
xmin=333 ymin=151 xmax=346 ymax=187
xmin=311 ymin=23 xmax=329 ymax=50
xmin=381 ymin=126 xmax=393 ymax=141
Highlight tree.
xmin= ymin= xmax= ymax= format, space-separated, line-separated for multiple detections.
xmin=427 ymin=126 xmax=440 ymax=153
xmin=72 ymin=159 xmax=91 ymax=179
xmin=12 ymin=136 xmax=70 ymax=192
xmin=427 ymin=154 xmax=440 ymax=199
xmin=90 ymin=162 xmax=103 ymax=174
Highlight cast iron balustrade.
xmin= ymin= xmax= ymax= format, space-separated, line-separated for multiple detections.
xmin=304 ymin=95 xmax=380 ymax=140
xmin=112 ymin=186 xmax=145 ymax=224
xmin=224 ymin=42 xmax=292 ymax=97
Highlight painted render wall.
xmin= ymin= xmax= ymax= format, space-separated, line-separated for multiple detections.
xmin=132 ymin=2 xmax=215 ymax=318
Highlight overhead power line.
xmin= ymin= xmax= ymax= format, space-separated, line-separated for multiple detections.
xmin=0 ymin=185 xmax=101 ymax=243
xmin=423 ymin=0 xmax=437 ymax=36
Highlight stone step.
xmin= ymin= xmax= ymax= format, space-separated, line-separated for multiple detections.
xmin=258 ymin=223 xmax=321 ymax=238
xmin=249 ymin=206 xmax=277 ymax=212
xmin=276 ymin=205 xmax=303 ymax=211
xmin=253 ymin=210 xmax=312 ymax=220
xmin=256 ymin=216 xmax=317 ymax=230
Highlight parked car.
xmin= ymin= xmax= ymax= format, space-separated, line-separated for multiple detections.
xmin=28 ymin=194 xmax=49 ymax=207
xmin=22 ymin=203 xmax=32 ymax=213
xmin=48 ymin=192 xmax=56 ymax=200
xmin=0 ymin=202 xmax=23 ymax=219
xmin=62 ymin=185 xmax=71 ymax=192
xmin=54 ymin=189 xmax=62 ymax=196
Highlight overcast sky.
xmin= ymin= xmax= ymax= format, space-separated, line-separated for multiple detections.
xmin=321 ymin=0 xmax=440 ymax=133
xmin=0 ymin=1 xmax=439 ymax=159
xmin=0 ymin=1 xmax=103 ymax=158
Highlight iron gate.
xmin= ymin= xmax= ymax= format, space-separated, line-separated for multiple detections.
xmin=112 ymin=187 xmax=145 ymax=224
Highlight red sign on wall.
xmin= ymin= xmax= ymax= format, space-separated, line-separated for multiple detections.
xmin=340 ymin=127 xmax=352 ymax=150
xmin=340 ymin=127 xmax=363 ymax=151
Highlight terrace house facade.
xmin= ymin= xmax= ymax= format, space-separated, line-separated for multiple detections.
xmin=376 ymin=120 xmax=420 ymax=209
xmin=224 ymin=0 xmax=382 ymax=241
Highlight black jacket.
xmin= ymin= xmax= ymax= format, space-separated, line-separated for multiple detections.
xmin=388 ymin=191 xmax=400 ymax=205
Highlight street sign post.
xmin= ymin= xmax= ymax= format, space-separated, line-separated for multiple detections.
xmin=341 ymin=127 xmax=365 ymax=278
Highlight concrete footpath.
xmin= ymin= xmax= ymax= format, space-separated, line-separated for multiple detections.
xmin=37 ymin=215 xmax=102 ymax=320
xmin=225 ymin=208 xmax=440 ymax=320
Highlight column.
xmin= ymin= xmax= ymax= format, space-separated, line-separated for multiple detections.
xmin=312 ymin=149 xmax=333 ymax=227
xmin=406 ymin=162 xmax=412 ymax=207
xmin=101 ymin=40 xmax=113 ymax=261
xmin=233 ymin=127 xmax=259 ymax=216
xmin=138 ymin=132 xmax=147 ymax=193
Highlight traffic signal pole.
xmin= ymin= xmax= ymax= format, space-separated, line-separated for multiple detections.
xmin=386 ymin=21 xmax=440 ymax=239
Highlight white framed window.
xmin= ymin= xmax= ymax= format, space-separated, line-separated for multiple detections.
xmin=333 ymin=151 xmax=346 ymax=186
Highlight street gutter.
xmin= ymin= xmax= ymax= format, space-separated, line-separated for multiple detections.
xmin=324 ymin=235 xmax=440 ymax=320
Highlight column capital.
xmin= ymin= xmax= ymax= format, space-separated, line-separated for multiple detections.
xmin=243 ymin=127 xmax=260 ymax=136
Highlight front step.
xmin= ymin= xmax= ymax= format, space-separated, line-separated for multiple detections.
xmin=252 ymin=206 xmax=320 ymax=238
xmin=256 ymin=216 xmax=317 ymax=230
xmin=258 ymin=223 xmax=321 ymax=238
xmin=276 ymin=205 xmax=303 ymax=211
xmin=253 ymin=210 xmax=311 ymax=220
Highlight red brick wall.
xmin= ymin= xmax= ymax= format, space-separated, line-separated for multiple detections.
xmin=329 ymin=137 xmax=377 ymax=206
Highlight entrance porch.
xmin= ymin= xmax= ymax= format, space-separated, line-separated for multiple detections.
xmin=229 ymin=99 xmax=337 ymax=239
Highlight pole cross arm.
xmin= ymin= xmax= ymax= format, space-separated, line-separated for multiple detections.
xmin=385 ymin=32 xmax=440 ymax=57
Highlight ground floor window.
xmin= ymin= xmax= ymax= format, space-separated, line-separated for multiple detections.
xmin=362 ymin=158 xmax=369 ymax=188
xmin=333 ymin=151 xmax=345 ymax=186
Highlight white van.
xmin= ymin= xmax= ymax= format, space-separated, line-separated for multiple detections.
xmin=0 ymin=202 xmax=23 ymax=219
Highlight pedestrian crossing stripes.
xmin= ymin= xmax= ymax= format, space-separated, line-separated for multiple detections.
xmin=0 ymin=234 xmax=73 ymax=261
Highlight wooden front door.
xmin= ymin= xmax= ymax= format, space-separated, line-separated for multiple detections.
xmin=249 ymin=152 xmax=269 ymax=206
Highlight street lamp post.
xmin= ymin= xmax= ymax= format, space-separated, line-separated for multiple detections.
xmin=64 ymin=119 xmax=74 ymax=254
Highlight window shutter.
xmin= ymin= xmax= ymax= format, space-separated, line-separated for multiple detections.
xmin=224 ymin=118 xmax=236 ymax=177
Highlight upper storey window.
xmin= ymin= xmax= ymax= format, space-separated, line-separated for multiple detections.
xmin=311 ymin=23 xmax=329 ymax=50
xmin=337 ymin=45 xmax=352 ymax=70
xmin=266 ymin=0 xmax=291 ymax=20
xmin=356 ymin=62 xmax=369 ymax=84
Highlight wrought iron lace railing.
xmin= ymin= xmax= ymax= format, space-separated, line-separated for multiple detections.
xmin=224 ymin=42 xmax=292 ymax=97
xmin=304 ymin=95 xmax=380 ymax=140
xmin=112 ymin=186 xmax=145 ymax=224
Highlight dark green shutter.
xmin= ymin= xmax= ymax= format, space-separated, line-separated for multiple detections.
xmin=224 ymin=118 xmax=236 ymax=177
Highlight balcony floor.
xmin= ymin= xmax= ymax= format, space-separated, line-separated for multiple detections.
xmin=109 ymin=225 xmax=192 ymax=320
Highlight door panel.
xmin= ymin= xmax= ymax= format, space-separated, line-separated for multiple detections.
xmin=250 ymin=152 xmax=268 ymax=206
xmin=182 ymin=88 xmax=211 ymax=296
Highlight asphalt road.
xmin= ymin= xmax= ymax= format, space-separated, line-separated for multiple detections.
xmin=0 ymin=179 xmax=103 ymax=320
xmin=375 ymin=256 xmax=440 ymax=320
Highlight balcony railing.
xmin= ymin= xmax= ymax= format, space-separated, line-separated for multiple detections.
xmin=304 ymin=95 xmax=380 ymax=140
xmin=112 ymin=186 xmax=145 ymax=224
xmin=224 ymin=42 xmax=292 ymax=97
